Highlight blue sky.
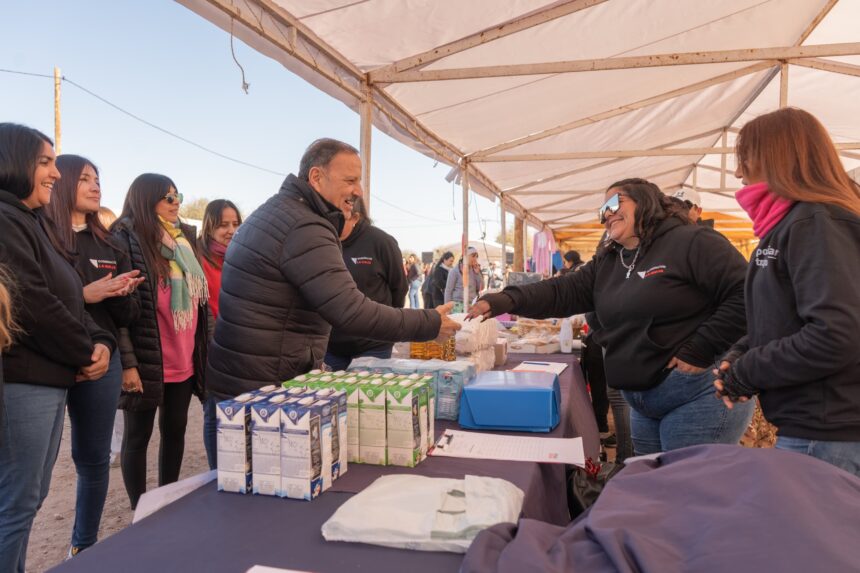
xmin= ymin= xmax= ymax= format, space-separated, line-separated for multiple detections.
xmin=0 ymin=0 xmax=507 ymax=253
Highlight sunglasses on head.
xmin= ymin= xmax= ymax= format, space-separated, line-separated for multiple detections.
xmin=598 ymin=194 xmax=620 ymax=224
xmin=162 ymin=192 xmax=184 ymax=205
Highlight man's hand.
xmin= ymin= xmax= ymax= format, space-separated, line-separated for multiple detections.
xmin=713 ymin=360 xmax=753 ymax=409
xmin=666 ymin=356 xmax=706 ymax=374
xmin=122 ymin=367 xmax=144 ymax=393
xmin=434 ymin=302 xmax=462 ymax=343
xmin=77 ymin=343 xmax=111 ymax=381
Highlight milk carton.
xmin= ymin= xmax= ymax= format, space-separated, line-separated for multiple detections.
xmin=409 ymin=379 xmax=430 ymax=460
xmin=420 ymin=374 xmax=436 ymax=450
xmin=330 ymin=389 xmax=348 ymax=477
xmin=251 ymin=394 xmax=287 ymax=495
xmin=216 ymin=393 xmax=256 ymax=493
xmin=334 ymin=378 xmax=360 ymax=463
xmin=358 ymin=379 xmax=387 ymax=465
xmin=279 ymin=397 xmax=323 ymax=500
xmin=386 ymin=380 xmax=421 ymax=467
xmin=316 ymin=399 xmax=336 ymax=491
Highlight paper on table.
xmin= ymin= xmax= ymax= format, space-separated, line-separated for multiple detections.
xmin=510 ymin=361 xmax=568 ymax=375
xmin=246 ymin=567 xmax=312 ymax=573
xmin=430 ymin=429 xmax=585 ymax=467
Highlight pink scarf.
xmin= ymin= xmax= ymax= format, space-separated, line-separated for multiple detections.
xmin=735 ymin=182 xmax=795 ymax=238
xmin=209 ymin=239 xmax=227 ymax=259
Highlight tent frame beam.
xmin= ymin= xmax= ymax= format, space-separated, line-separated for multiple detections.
xmin=374 ymin=42 xmax=860 ymax=83
xmin=369 ymin=0 xmax=606 ymax=80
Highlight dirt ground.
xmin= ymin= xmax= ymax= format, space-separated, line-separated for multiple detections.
xmin=28 ymin=402 xmax=209 ymax=573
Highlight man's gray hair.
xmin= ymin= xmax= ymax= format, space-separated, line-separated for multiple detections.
xmin=298 ymin=138 xmax=359 ymax=181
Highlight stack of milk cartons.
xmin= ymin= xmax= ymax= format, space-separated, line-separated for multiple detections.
xmin=216 ymin=385 xmax=281 ymax=494
xmin=347 ymin=358 xmax=476 ymax=423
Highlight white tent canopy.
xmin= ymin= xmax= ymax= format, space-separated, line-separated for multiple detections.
xmin=176 ymin=0 xmax=860 ymax=234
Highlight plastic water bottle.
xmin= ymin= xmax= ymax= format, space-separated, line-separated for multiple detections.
xmin=559 ymin=318 xmax=574 ymax=353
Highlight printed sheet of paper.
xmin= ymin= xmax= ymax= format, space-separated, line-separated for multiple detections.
xmin=430 ymin=429 xmax=585 ymax=467
xmin=510 ymin=361 xmax=568 ymax=375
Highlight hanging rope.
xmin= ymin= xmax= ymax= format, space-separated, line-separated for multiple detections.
xmin=230 ymin=18 xmax=250 ymax=94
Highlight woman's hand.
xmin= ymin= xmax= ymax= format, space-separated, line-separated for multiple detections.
xmin=434 ymin=302 xmax=462 ymax=342
xmin=666 ymin=356 xmax=707 ymax=374
xmin=83 ymin=273 xmax=128 ymax=303
xmin=77 ymin=343 xmax=111 ymax=381
xmin=122 ymin=367 xmax=144 ymax=393
xmin=466 ymin=300 xmax=492 ymax=321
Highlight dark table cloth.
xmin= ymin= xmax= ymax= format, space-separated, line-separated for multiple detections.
xmin=50 ymin=354 xmax=597 ymax=573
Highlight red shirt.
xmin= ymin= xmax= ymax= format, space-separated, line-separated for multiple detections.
xmin=201 ymin=256 xmax=223 ymax=319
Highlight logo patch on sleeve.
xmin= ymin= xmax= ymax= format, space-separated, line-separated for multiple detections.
xmin=350 ymin=257 xmax=373 ymax=265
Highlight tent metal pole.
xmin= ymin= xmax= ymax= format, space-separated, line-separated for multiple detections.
xmin=462 ymin=161 xmax=470 ymax=312
xmin=360 ymin=81 xmax=373 ymax=215
xmin=721 ymin=129 xmax=728 ymax=192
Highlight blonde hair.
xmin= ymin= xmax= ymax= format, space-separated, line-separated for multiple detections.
xmin=0 ymin=267 xmax=16 ymax=351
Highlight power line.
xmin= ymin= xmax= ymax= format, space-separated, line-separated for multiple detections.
xmin=2 ymin=67 xmax=471 ymax=222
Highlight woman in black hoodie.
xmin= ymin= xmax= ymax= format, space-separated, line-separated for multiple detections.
xmin=715 ymin=108 xmax=860 ymax=476
xmin=0 ymin=123 xmax=114 ymax=572
xmin=470 ymin=179 xmax=754 ymax=456
xmin=42 ymin=155 xmax=143 ymax=556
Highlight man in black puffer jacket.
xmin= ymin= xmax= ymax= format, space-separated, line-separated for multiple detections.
xmin=207 ymin=139 xmax=459 ymax=401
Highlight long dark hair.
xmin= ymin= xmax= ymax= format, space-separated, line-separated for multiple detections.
xmin=736 ymin=107 xmax=860 ymax=215
xmin=42 ymin=155 xmax=112 ymax=260
xmin=0 ymin=123 xmax=53 ymax=200
xmin=599 ymin=178 xmax=690 ymax=255
xmin=118 ymin=173 xmax=178 ymax=279
xmin=198 ymin=199 xmax=242 ymax=268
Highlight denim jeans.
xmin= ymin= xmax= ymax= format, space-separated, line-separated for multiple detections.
xmin=776 ymin=435 xmax=860 ymax=477
xmin=67 ymin=352 xmax=123 ymax=549
xmin=622 ymin=368 xmax=754 ymax=455
xmin=203 ymin=395 xmax=218 ymax=470
xmin=324 ymin=346 xmax=393 ymax=372
xmin=0 ymin=383 xmax=67 ymax=573
xmin=408 ymin=279 xmax=422 ymax=309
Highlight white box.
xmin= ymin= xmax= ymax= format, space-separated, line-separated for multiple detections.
xmin=279 ymin=397 xmax=323 ymax=500
xmin=251 ymin=394 xmax=287 ymax=496
xmin=316 ymin=399 xmax=335 ymax=491
xmin=330 ymin=389 xmax=348 ymax=477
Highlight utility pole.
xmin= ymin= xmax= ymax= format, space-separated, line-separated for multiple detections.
xmin=53 ymin=67 xmax=62 ymax=153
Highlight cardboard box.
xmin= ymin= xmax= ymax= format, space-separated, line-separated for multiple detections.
xmin=458 ymin=371 xmax=560 ymax=433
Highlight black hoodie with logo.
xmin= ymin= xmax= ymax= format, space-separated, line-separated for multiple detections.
xmin=731 ymin=202 xmax=860 ymax=441
xmin=499 ymin=217 xmax=748 ymax=391
xmin=326 ymin=217 xmax=408 ymax=358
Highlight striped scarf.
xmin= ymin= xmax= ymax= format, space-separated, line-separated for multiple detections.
xmin=159 ymin=216 xmax=208 ymax=331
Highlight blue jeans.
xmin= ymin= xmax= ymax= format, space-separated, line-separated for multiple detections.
xmin=622 ymin=369 xmax=754 ymax=455
xmin=408 ymin=279 xmax=422 ymax=309
xmin=324 ymin=346 xmax=393 ymax=372
xmin=67 ymin=352 xmax=123 ymax=549
xmin=0 ymin=383 xmax=67 ymax=573
xmin=776 ymin=435 xmax=860 ymax=477
xmin=203 ymin=395 xmax=218 ymax=470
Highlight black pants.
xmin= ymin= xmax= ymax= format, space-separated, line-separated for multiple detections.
xmin=581 ymin=333 xmax=609 ymax=433
xmin=121 ymin=378 xmax=194 ymax=509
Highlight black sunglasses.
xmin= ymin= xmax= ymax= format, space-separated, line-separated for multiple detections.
xmin=162 ymin=192 xmax=184 ymax=205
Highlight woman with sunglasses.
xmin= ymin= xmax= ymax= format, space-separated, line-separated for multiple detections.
xmin=196 ymin=199 xmax=241 ymax=469
xmin=112 ymin=174 xmax=209 ymax=509
xmin=469 ymin=178 xmax=753 ymax=455
xmin=0 ymin=124 xmax=114 ymax=572
xmin=41 ymin=155 xmax=143 ymax=557
xmin=715 ymin=108 xmax=860 ymax=476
